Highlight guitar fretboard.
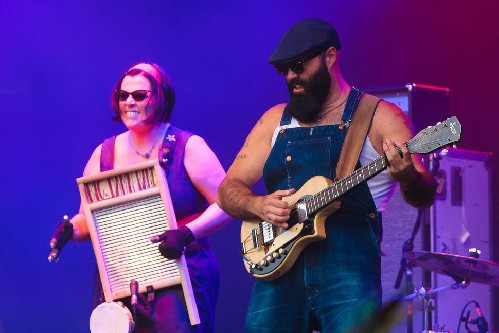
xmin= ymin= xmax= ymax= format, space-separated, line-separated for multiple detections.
xmin=305 ymin=154 xmax=388 ymax=214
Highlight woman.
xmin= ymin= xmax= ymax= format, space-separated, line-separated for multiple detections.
xmin=49 ymin=62 xmax=231 ymax=332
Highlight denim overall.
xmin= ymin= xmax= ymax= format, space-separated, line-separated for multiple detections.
xmin=97 ymin=125 xmax=219 ymax=333
xmin=246 ymin=88 xmax=382 ymax=333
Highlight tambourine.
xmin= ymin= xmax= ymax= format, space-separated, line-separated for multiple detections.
xmin=90 ymin=302 xmax=134 ymax=333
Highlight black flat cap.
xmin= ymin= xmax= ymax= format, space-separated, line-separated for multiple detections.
xmin=268 ymin=18 xmax=341 ymax=65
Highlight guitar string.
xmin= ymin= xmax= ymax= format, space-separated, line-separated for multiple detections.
xmin=303 ymin=156 xmax=386 ymax=213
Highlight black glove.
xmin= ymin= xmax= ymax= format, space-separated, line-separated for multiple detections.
xmin=150 ymin=225 xmax=194 ymax=259
xmin=48 ymin=215 xmax=74 ymax=262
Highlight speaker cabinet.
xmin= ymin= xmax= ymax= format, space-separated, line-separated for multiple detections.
xmin=365 ymin=82 xmax=450 ymax=132
xmin=430 ymin=148 xmax=493 ymax=331
xmin=365 ymin=83 xmax=451 ymax=333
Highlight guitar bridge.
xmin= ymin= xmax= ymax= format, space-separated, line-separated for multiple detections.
xmin=252 ymin=228 xmax=259 ymax=249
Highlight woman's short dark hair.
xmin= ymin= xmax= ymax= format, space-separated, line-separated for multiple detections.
xmin=110 ymin=63 xmax=176 ymax=124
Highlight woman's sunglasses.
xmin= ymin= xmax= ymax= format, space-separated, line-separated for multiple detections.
xmin=274 ymin=50 xmax=324 ymax=75
xmin=115 ymin=89 xmax=152 ymax=102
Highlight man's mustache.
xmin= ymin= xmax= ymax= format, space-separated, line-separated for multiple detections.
xmin=287 ymin=78 xmax=307 ymax=93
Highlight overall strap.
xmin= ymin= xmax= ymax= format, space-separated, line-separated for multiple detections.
xmin=336 ymin=92 xmax=380 ymax=179
xmin=279 ymin=107 xmax=293 ymax=126
xmin=341 ymin=87 xmax=364 ymax=123
xmin=100 ymin=135 xmax=117 ymax=172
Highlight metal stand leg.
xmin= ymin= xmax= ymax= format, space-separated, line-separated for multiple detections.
xmin=422 ymin=296 xmax=434 ymax=333
xmin=405 ymin=265 xmax=414 ymax=333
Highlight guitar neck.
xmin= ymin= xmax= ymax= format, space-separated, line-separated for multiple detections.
xmin=305 ymin=154 xmax=388 ymax=215
xmin=301 ymin=115 xmax=461 ymax=216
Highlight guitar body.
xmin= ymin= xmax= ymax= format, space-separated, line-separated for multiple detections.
xmin=239 ymin=116 xmax=461 ymax=281
xmin=240 ymin=176 xmax=340 ymax=281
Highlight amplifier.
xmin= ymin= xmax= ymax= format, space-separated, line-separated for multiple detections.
xmin=430 ymin=148 xmax=493 ymax=331
xmin=365 ymin=82 xmax=450 ymax=132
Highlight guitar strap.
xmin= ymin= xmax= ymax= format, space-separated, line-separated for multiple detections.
xmin=335 ymin=93 xmax=381 ymax=179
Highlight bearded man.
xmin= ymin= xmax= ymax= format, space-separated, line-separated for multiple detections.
xmin=217 ymin=18 xmax=437 ymax=333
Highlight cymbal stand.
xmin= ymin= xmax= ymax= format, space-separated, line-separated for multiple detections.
xmin=401 ymin=281 xmax=468 ymax=333
xmin=394 ymin=208 xmax=424 ymax=333
xmin=394 ymin=154 xmax=443 ymax=332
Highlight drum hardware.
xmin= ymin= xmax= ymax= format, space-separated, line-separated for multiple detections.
xmin=400 ymin=281 xmax=467 ymax=333
xmin=393 ymin=206 xmax=426 ymax=333
xmin=401 ymin=250 xmax=498 ymax=333
xmin=404 ymin=251 xmax=499 ymax=287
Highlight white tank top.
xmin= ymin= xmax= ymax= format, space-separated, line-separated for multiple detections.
xmin=271 ymin=118 xmax=396 ymax=211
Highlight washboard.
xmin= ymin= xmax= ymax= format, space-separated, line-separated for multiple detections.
xmin=77 ymin=159 xmax=200 ymax=325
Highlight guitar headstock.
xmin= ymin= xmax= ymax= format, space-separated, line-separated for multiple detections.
xmin=408 ymin=116 xmax=461 ymax=154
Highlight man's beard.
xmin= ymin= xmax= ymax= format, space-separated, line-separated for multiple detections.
xmin=285 ymin=61 xmax=331 ymax=124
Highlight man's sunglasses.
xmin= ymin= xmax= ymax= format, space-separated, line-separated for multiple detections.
xmin=115 ymin=90 xmax=152 ymax=102
xmin=274 ymin=50 xmax=324 ymax=75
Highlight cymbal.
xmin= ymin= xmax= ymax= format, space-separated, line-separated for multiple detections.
xmin=404 ymin=251 xmax=499 ymax=286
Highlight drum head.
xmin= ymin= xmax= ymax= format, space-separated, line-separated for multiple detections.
xmin=90 ymin=302 xmax=134 ymax=333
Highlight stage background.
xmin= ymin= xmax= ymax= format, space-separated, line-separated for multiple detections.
xmin=1 ymin=1 xmax=498 ymax=332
